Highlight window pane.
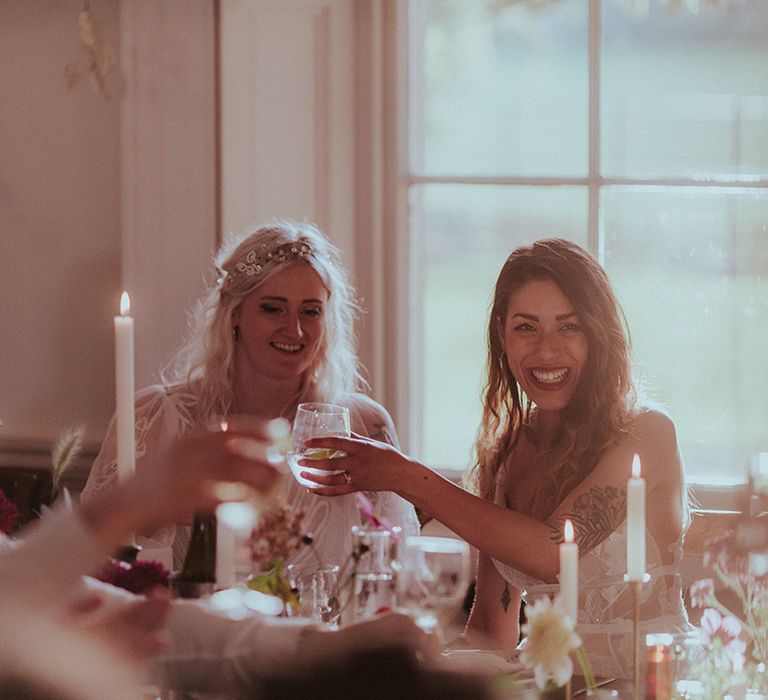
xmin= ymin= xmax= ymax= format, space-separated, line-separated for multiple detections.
xmin=414 ymin=0 xmax=588 ymax=177
xmin=417 ymin=184 xmax=588 ymax=470
xmin=603 ymin=186 xmax=768 ymax=483
xmin=602 ymin=0 xmax=768 ymax=179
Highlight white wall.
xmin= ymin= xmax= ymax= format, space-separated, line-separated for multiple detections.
xmin=0 ymin=0 xmax=217 ymax=457
xmin=0 ymin=1 xmax=122 ymax=448
xmin=219 ymin=0 xmax=355 ymax=257
xmin=119 ymin=1 xmax=217 ymax=391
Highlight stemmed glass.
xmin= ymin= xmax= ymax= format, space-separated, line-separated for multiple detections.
xmin=287 ymin=402 xmax=351 ymax=487
xmin=396 ymin=535 xmax=471 ymax=640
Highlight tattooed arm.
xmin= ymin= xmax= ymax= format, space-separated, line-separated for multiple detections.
xmin=465 ymin=553 xmax=522 ymax=652
xmin=545 ymin=409 xmax=684 ymax=560
xmin=305 ymin=409 xmax=683 ymax=582
xmin=548 ymin=485 xmax=627 ymax=550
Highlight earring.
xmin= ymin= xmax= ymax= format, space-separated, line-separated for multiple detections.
xmin=232 ymin=325 xmax=240 ymax=341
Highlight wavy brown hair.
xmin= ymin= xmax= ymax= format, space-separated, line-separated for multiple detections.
xmin=470 ymin=238 xmax=635 ymax=519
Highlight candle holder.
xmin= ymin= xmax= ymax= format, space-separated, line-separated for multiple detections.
xmin=624 ymin=572 xmax=651 ymax=699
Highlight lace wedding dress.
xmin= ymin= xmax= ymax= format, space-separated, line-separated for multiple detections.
xmin=491 ymin=472 xmax=691 ymax=678
xmin=81 ymin=385 xmax=418 ymax=572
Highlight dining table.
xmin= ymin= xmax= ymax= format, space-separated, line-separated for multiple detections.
xmin=148 ymin=593 xmax=632 ymax=700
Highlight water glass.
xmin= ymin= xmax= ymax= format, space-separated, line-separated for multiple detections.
xmin=396 ymin=535 xmax=471 ymax=635
xmin=351 ymin=525 xmax=399 ymax=621
xmin=286 ymin=564 xmax=341 ymax=627
xmin=288 ymin=402 xmax=350 ymax=487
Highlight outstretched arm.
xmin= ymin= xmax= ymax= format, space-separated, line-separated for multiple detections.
xmin=301 ymin=410 xmax=683 ymax=582
xmin=1 ymin=416 xmax=283 ymax=614
xmin=80 ymin=415 xmax=282 ymax=551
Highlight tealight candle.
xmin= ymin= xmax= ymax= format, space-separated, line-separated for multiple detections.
xmin=559 ymin=519 xmax=578 ymax=624
xmin=626 ymin=454 xmax=646 ymax=581
xmin=114 ymin=292 xmax=135 ymax=483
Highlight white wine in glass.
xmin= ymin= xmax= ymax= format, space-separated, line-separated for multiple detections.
xmin=288 ymin=402 xmax=350 ymax=488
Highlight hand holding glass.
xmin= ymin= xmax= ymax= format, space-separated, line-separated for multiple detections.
xmin=213 ymin=417 xmax=290 ymax=533
xmin=288 ymin=402 xmax=350 ymax=487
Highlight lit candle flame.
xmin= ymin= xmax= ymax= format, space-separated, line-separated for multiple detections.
xmin=632 ymin=453 xmax=641 ymax=479
xmin=120 ymin=291 xmax=131 ymax=316
xmin=220 ymin=420 xmax=229 ymax=432
xmin=564 ymin=518 xmax=574 ymax=544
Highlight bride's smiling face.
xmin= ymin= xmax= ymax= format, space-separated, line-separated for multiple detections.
xmin=499 ymin=278 xmax=589 ymax=415
xmin=233 ymin=263 xmax=328 ymax=383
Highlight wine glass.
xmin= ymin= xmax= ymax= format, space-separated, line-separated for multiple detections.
xmin=396 ymin=536 xmax=471 ymax=639
xmin=287 ymin=402 xmax=350 ymax=487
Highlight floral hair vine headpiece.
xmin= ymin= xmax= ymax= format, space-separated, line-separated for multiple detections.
xmin=218 ymin=238 xmax=315 ymax=289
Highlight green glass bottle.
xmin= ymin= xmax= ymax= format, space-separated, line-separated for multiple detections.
xmin=172 ymin=511 xmax=217 ymax=599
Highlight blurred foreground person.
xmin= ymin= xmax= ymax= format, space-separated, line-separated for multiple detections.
xmin=0 ymin=418 xmax=435 ymax=698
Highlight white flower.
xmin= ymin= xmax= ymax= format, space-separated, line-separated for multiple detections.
xmin=521 ymin=595 xmax=582 ymax=690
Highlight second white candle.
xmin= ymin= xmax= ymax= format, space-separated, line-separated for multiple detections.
xmin=559 ymin=518 xmax=578 ymax=625
xmin=114 ymin=291 xmax=135 ymax=484
xmin=626 ymin=453 xmax=646 ymax=581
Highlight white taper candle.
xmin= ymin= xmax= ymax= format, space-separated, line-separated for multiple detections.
xmin=114 ymin=292 xmax=135 ymax=483
xmin=559 ymin=518 xmax=579 ymax=624
xmin=626 ymin=454 xmax=646 ymax=581
xmin=215 ymin=518 xmax=236 ymax=590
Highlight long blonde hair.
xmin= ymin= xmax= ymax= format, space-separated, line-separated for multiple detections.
xmin=163 ymin=220 xmax=365 ymax=422
xmin=470 ymin=239 xmax=635 ymax=518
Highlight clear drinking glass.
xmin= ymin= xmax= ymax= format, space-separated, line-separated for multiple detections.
xmin=396 ymin=535 xmax=471 ymax=637
xmin=351 ymin=525 xmax=399 ymax=621
xmin=286 ymin=564 xmax=341 ymax=627
xmin=287 ymin=402 xmax=350 ymax=487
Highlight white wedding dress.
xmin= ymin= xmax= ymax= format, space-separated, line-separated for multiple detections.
xmin=81 ymin=385 xmax=418 ymax=572
xmin=492 ymin=473 xmax=691 ymax=679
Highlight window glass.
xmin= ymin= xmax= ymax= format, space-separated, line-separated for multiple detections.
xmin=603 ymin=186 xmax=768 ymax=483
xmin=602 ymin=0 xmax=768 ymax=179
xmin=418 ymin=184 xmax=588 ymax=469
xmin=416 ymin=0 xmax=588 ymax=177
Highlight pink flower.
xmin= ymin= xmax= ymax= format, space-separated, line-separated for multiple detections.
xmin=249 ymin=505 xmax=308 ymax=570
xmin=690 ymin=578 xmax=716 ymax=608
xmin=703 ymin=530 xmax=749 ymax=584
xmin=354 ymin=492 xmax=393 ymax=532
xmin=698 ymin=608 xmax=746 ymax=665
xmin=752 ymin=581 xmax=768 ymax=608
xmin=0 ymin=490 xmax=19 ymax=536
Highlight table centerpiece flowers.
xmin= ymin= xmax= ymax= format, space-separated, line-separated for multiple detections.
xmin=518 ymin=594 xmax=595 ymax=696
xmin=246 ymin=493 xmax=397 ymax=620
xmin=246 ymin=504 xmax=313 ymax=612
xmin=686 ymin=525 xmax=768 ymax=698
